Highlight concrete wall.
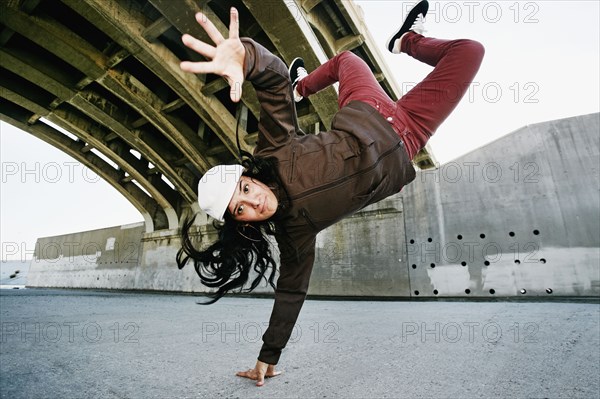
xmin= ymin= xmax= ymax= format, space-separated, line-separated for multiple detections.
xmin=28 ymin=222 xmax=205 ymax=292
xmin=310 ymin=195 xmax=411 ymax=296
xmin=28 ymin=223 xmax=145 ymax=289
xmin=403 ymin=112 xmax=600 ymax=297
xmin=27 ymin=113 xmax=600 ymax=298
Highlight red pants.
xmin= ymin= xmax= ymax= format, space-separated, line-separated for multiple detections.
xmin=296 ymin=33 xmax=485 ymax=160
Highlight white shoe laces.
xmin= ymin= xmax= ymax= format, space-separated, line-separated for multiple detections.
xmin=296 ymin=66 xmax=308 ymax=83
xmin=293 ymin=66 xmax=308 ymax=102
xmin=411 ymin=13 xmax=427 ymax=35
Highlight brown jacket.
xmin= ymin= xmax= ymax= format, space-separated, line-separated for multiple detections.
xmin=242 ymin=39 xmax=416 ymax=364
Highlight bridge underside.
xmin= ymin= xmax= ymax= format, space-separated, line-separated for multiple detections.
xmin=0 ymin=0 xmax=435 ymax=232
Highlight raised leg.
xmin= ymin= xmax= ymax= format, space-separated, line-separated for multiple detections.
xmin=296 ymin=51 xmax=392 ymax=111
xmin=295 ymin=33 xmax=484 ymax=162
xmin=395 ymin=32 xmax=485 ymax=158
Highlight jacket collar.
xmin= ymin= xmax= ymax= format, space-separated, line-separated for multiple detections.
xmin=268 ymin=182 xmax=290 ymax=221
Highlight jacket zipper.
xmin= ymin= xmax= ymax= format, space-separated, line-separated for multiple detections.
xmin=288 ymin=147 xmax=297 ymax=183
xmin=291 ymin=141 xmax=402 ymax=201
xmin=300 ymin=208 xmax=317 ymax=230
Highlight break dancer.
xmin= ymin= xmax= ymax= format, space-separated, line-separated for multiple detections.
xmin=177 ymin=1 xmax=484 ymax=386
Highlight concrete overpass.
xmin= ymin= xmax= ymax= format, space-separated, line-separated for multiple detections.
xmin=2 ymin=1 xmax=598 ymax=299
xmin=0 ymin=0 xmax=436 ymax=234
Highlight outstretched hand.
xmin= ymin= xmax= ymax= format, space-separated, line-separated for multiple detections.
xmin=236 ymin=360 xmax=282 ymax=387
xmin=180 ymin=7 xmax=245 ymax=102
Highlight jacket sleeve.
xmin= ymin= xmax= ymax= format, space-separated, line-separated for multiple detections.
xmin=241 ymin=38 xmax=300 ymax=153
xmin=257 ymin=235 xmax=316 ymax=365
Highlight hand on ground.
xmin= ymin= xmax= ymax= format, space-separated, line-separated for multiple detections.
xmin=236 ymin=360 xmax=282 ymax=386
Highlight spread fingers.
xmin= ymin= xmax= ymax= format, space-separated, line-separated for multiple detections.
xmin=195 ymin=12 xmax=225 ymax=45
xmin=181 ymin=34 xmax=216 ymax=60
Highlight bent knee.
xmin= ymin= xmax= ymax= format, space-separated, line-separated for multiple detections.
xmin=453 ymin=39 xmax=485 ymax=70
xmin=337 ymin=50 xmax=359 ymax=61
xmin=463 ymin=39 xmax=485 ymax=61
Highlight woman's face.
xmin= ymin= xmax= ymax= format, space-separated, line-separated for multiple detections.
xmin=227 ymin=176 xmax=278 ymax=222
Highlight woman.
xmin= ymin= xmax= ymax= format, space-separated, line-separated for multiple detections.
xmin=177 ymin=1 xmax=484 ymax=386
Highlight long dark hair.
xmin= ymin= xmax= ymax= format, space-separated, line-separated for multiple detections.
xmin=176 ymin=156 xmax=289 ymax=304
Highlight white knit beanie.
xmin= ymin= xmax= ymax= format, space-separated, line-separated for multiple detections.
xmin=197 ymin=164 xmax=244 ymax=221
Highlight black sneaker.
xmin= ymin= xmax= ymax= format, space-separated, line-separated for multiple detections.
xmin=289 ymin=57 xmax=308 ymax=102
xmin=387 ymin=0 xmax=429 ymax=54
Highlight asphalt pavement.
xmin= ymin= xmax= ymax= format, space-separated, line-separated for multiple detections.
xmin=1 ymin=288 xmax=598 ymax=399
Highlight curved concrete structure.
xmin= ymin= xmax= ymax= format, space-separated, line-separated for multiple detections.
xmin=0 ymin=0 xmax=434 ymax=233
xmin=26 ymin=113 xmax=600 ymax=298
xmin=1 ymin=1 xmax=597 ymax=298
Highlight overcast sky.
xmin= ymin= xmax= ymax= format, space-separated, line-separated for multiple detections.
xmin=1 ymin=1 xmax=599 ymax=261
